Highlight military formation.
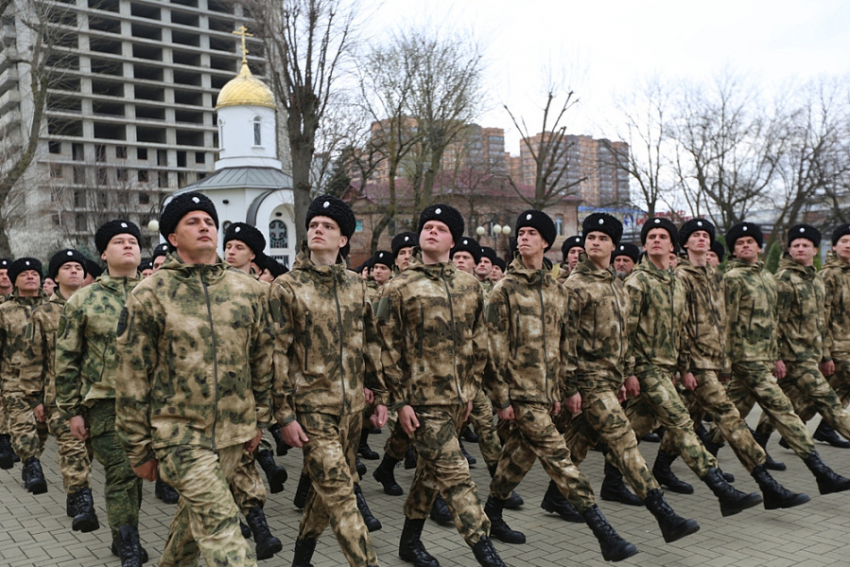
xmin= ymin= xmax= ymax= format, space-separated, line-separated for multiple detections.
xmin=0 ymin=190 xmax=849 ymax=567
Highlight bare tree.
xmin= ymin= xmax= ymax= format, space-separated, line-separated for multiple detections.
xmin=247 ymin=0 xmax=361 ymax=247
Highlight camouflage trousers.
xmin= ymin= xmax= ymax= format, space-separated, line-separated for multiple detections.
xmin=157 ymin=443 xmax=256 ymax=567
xmin=46 ymin=405 xmax=92 ymax=493
xmin=492 ymin=401 xmax=596 ymax=512
xmin=0 ymin=394 xmax=7 ymax=435
xmin=559 ymin=386 xmax=658 ymax=500
xmin=625 ymin=367 xmax=717 ymax=478
xmin=827 ymin=357 xmax=850 ymax=408
xmin=405 ymin=405 xmax=490 ymax=547
xmin=299 ymin=411 xmax=377 ymax=567
xmin=755 ymin=362 xmax=850 ymax=443
xmin=384 ymin=420 xmax=411 ymax=462
xmin=715 ymin=361 xmax=815 ymax=459
xmin=660 ymin=371 xmax=765 ymax=473
xmin=87 ymin=400 xmax=143 ymax=541
xmin=229 ymin=446 xmax=267 ymax=516
xmin=467 ymin=389 xmax=502 ymax=469
xmin=3 ymin=391 xmax=47 ymax=462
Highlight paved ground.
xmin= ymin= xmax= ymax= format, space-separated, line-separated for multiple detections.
xmin=2 ymin=410 xmax=850 ymax=567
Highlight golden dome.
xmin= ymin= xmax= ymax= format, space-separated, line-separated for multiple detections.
xmin=215 ymin=62 xmax=276 ymax=110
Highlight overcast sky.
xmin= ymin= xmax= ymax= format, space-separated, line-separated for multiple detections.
xmin=366 ymin=0 xmax=850 ymax=154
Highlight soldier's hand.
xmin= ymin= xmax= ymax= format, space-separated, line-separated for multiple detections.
xmin=399 ymin=405 xmax=420 ymax=435
xmin=821 ymin=360 xmax=836 ymax=377
xmin=33 ymin=404 xmax=45 ymax=423
xmin=775 ymin=360 xmax=787 ymax=379
xmin=617 ymin=386 xmax=627 ymax=403
xmin=364 ymin=388 xmax=375 ymax=404
xmin=282 ymin=420 xmax=309 ymax=448
xmin=681 ymin=372 xmax=697 ymax=391
xmin=371 ymin=404 xmax=388 ymax=428
xmin=463 ymin=400 xmax=473 ymax=422
xmin=133 ymin=459 xmax=158 ymax=482
xmin=497 ymin=405 xmax=515 ymax=421
xmin=624 ymin=376 xmax=640 ymax=398
xmin=70 ymin=415 xmax=89 ymax=441
xmin=565 ymin=393 xmax=582 ymax=414
xmin=244 ymin=429 xmax=262 ymax=453
xmin=550 ymin=401 xmax=561 ymax=416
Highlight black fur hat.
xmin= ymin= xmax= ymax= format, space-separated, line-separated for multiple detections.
xmin=391 ymin=232 xmax=418 ymax=258
xmin=372 ymin=250 xmax=394 ymax=269
xmin=306 ymin=195 xmax=356 ymax=239
xmin=8 ymin=257 xmax=42 ymax=285
xmin=95 ymin=220 xmax=141 ymax=254
xmin=641 ymin=217 xmax=679 ymax=251
xmin=787 ymin=223 xmax=821 ymax=248
xmin=711 ymin=240 xmax=726 ymax=262
xmin=451 ymin=236 xmax=482 ymax=264
xmin=583 ymin=212 xmax=623 ymax=246
xmin=831 ymin=223 xmax=850 ymax=246
xmin=726 ymin=222 xmax=764 ymax=252
xmin=515 ymin=210 xmax=557 ymax=251
xmin=679 ymin=218 xmax=716 ymax=248
xmin=48 ymin=249 xmax=88 ymax=280
xmin=419 ymin=204 xmax=464 ymax=246
xmin=612 ymin=242 xmax=640 ymax=263
xmin=224 ymin=222 xmax=267 ymax=257
xmin=159 ymin=192 xmax=219 ymax=240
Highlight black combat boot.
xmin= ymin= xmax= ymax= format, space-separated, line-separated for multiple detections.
xmin=22 ymin=457 xmax=47 ymax=494
xmin=701 ymin=467 xmax=762 ymax=516
xmin=803 ymin=451 xmax=850 ymax=494
xmin=268 ymin=423 xmax=290 ymax=456
xmin=600 ymin=462 xmax=643 ymax=506
xmin=116 ymin=525 xmax=143 ymax=567
xmin=643 ymin=488 xmax=700 ymax=543
xmin=293 ymin=471 xmax=311 ymax=509
xmin=459 ymin=440 xmax=476 ymax=465
xmin=356 ymin=458 xmax=367 ymax=477
xmin=751 ymin=464 xmax=810 ymax=509
xmin=292 ymin=537 xmax=316 ymax=567
xmin=354 ymin=483 xmax=382 ymax=532
xmin=256 ymin=450 xmax=287 ymax=494
xmin=540 ymin=479 xmax=583 ymax=522
xmin=246 ymin=506 xmax=283 ymax=560
xmin=155 ymin=479 xmax=179 ymax=504
xmin=398 ymin=517 xmax=440 ymax=567
xmin=813 ymin=421 xmax=850 ymax=448
xmin=752 ymin=430 xmax=786 ymax=471
xmin=404 ymin=446 xmax=418 ymax=469
xmin=71 ymin=488 xmax=100 ymax=533
xmin=66 ymin=494 xmax=77 ymax=518
xmin=695 ymin=423 xmax=725 ymax=457
xmin=429 ymin=494 xmax=453 ymax=526
xmin=486 ymin=464 xmax=523 ymax=510
xmin=359 ymin=428 xmax=380 ymax=460
xmin=582 ymin=504 xmax=639 ymax=562
xmin=462 ymin=424 xmax=479 ymax=443
xmin=240 ymin=522 xmax=251 ymax=539
xmin=373 ymin=454 xmax=404 ymax=496
xmin=652 ymin=449 xmax=693 ymax=494
xmin=483 ymin=495 xmax=526 ymax=544
xmin=0 ymin=434 xmax=14 ymax=469
xmin=471 ymin=535 xmax=507 ymax=567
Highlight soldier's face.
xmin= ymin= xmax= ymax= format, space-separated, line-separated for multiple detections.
xmin=833 ymin=234 xmax=850 ymax=263
xmin=0 ymin=269 xmax=9 ymax=290
xmin=613 ymin=255 xmax=635 ymax=275
xmin=56 ymin=262 xmax=84 ymax=291
xmin=15 ymin=269 xmax=41 ymax=295
xmin=395 ymin=247 xmax=413 ymax=271
xmin=420 ymin=221 xmax=453 ymax=256
xmin=566 ymin=246 xmax=582 ymax=269
xmin=789 ymin=238 xmax=817 ymax=267
xmin=706 ymin=251 xmax=720 ymax=267
xmin=42 ymin=277 xmax=56 ymax=295
xmin=152 ymin=255 xmax=166 ymax=271
xmin=584 ymin=232 xmax=615 ymax=265
xmin=102 ymin=234 xmax=142 ymax=271
xmin=452 ymin=251 xmax=476 ymax=274
xmin=372 ymin=263 xmax=391 ymax=285
xmin=490 ymin=264 xmax=504 ymax=281
xmin=643 ymin=228 xmax=673 ymax=260
xmin=258 ymin=268 xmax=275 ymax=283
xmin=225 ymin=240 xmax=255 ymax=271
xmin=475 ymin=257 xmax=492 ymax=278
xmin=169 ymin=212 xmax=218 ymax=258
xmin=685 ymin=230 xmax=711 ymax=253
xmin=668 ymin=252 xmax=678 ymax=269
xmin=733 ymin=236 xmax=760 ymax=263
xmin=308 ymin=216 xmax=347 ymax=255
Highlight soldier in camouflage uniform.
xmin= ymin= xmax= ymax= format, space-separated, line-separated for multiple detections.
xmin=491 ymin=257 xmax=506 ymax=282
xmin=717 ymin=221 xmax=850 ymax=494
xmin=623 ymin=217 xmax=763 ymax=517
xmin=754 ymin=225 xmax=850 ymax=449
xmin=0 ymin=257 xmax=12 ymax=297
xmin=271 ymin=195 xmax=385 ymax=567
xmin=376 ymin=203 xmax=506 ymax=567
xmin=612 ymin=242 xmax=640 ymax=280
xmin=55 ymin=220 xmax=146 ymax=567
xmin=0 ymin=258 xmax=13 ymax=466
xmin=20 ymin=250 xmax=100 ymax=532
xmin=555 ymin=213 xmax=700 ymax=546
xmin=670 ymin=219 xmax=809 ymax=510
xmin=115 ymin=193 xmax=273 ymax=567
xmin=475 ymin=246 xmax=496 ymax=294
xmin=0 ymin=258 xmax=48 ymax=493
xmin=556 ymin=235 xmax=583 ymax=283
xmin=485 ymin=211 xmax=641 ymax=562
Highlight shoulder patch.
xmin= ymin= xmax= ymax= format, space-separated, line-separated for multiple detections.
xmin=269 ymin=297 xmax=282 ymax=326
xmin=116 ymin=307 xmax=129 ymax=337
xmin=375 ymin=295 xmax=392 ymax=321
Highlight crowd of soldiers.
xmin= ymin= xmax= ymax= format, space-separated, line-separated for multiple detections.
xmin=0 ymin=190 xmax=849 ymax=567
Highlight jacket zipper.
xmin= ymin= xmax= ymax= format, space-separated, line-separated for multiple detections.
xmin=537 ymin=277 xmax=549 ymax=402
xmin=333 ymin=272 xmax=347 ymax=411
xmin=440 ymin=272 xmax=463 ymax=401
xmin=610 ymin=278 xmax=624 ymax=360
xmin=201 ymin=266 xmax=219 ymax=450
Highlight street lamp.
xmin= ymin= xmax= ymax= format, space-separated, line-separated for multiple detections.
xmin=476 ymin=226 xmax=486 ymax=236
xmin=493 ymin=224 xmax=502 ymax=235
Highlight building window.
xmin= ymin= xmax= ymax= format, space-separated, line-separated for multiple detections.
xmin=269 ymin=220 xmax=288 ymax=248
xmin=50 ymin=164 xmax=63 ymax=178
xmin=555 ymin=215 xmax=564 ymax=236
xmin=253 ymin=116 xmax=262 ymax=146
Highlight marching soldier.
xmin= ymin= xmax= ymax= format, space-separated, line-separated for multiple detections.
xmin=393 ymin=232 xmax=418 ymax=273
xmin=557 ymin=235 xmax=584 ymax=283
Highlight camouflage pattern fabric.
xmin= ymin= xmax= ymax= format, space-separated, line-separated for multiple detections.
xmin=298 ymin=411 xmax=377 ymax=567
xmin=676 ymin=257 xmax=729 ymax=374
xmin=383 ymin=420 xmax=411 ymax=461
xmin=229 ymin=449 xmax=267 ymax=515
xmin=46 ymin=405 xmax=91 ymax=493
xmin=404 ymin=405 xmax=490 ymax=546
xmin=819 ymin=254 xmax=850 ymax=362
xmin=775 ymin=256 xmax=827 ymax=364
xmin=4 ymin=392 xmax=47 ymax=462
xmin=829 ymin=357 xmax=850 ymax=408
xmin=723 ymin=259 xmax=779 ymax=365
xmin=467 ymin=388 xmax=502 ymax=468
xmin=157 ymin=443 xmax=256 ymax=567
xmin=115 ymin=255 xmax=273 ymax=467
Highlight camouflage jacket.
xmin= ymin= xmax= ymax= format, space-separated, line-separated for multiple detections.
xmin=19 ymin=292 xmax=67 ymax=406
xmin=676 ymin=257 xmax=728 ymax=373
xmin=775 ymin=256 xmax=826 ymax=364
xmin=115 ymin=255 xmax=273 ymax=466
xmin=270 ymin=251 xmax=384 ymax=425
xmin=556 ymin=262 xmax=571 ymax=284
xmin=821 ymin=255 xmax=850 ymax=359
xmin=563 ymin=259 xmax=630 ymax=395
xmin=484 ymin=257 xmax=568 ymax=409
xmin=376 ymin=255 xmax=487 ymax=409
xmin=55 ymin=274 xmax=140 ymax=419
xmin=0 ymin=292 xmax=45 ymax=395
xmin=723 ymin=259 xmax=778 ymax=365
xmin=624 ymin=259 xmax=688 ymax=376
xmin=479 ymin=278 xmax=494 ymax=295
